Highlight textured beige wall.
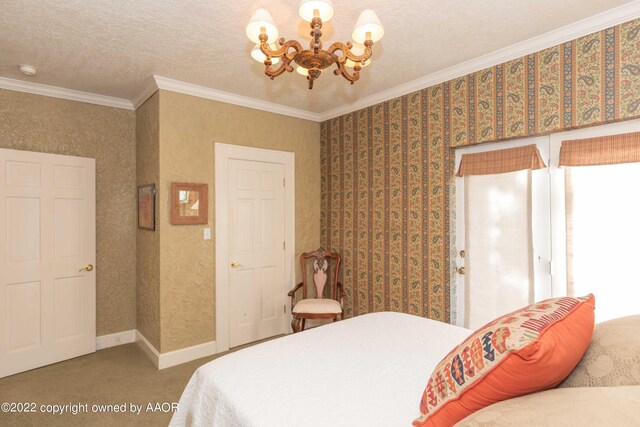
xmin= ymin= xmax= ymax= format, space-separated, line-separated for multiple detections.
xmin=158 ymin=90 xmax=320 ymax=352
xmin=0 ymin=88 xmax=137 ymax=336
xmin=136 ymin=92 xmax=161 ymax=349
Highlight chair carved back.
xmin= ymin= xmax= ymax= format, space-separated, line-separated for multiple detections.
xmin=300 ymin=248 xmax=341 ymax=301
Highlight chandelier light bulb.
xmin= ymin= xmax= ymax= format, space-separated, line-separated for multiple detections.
xmin=246 ymin=8 xmax=279 ymax=44
xmin=352 ymin=9 xmax=384 ymax=44
xmin=296 ymin=66 xmax=309 ymax=76
xmin=251 ymin=44 xmax=280 ymax=64
xmin=298 ymin=0 xmax=334 ymax=22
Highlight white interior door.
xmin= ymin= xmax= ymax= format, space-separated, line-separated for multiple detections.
xmin=0 ymin=148 xmax=96 ymax=378
xmin=228 ymin=158 xmax=285 ymax=348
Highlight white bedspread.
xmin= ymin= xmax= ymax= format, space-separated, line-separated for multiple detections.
xmin=170 ymin=312 xmax=471 ymax=427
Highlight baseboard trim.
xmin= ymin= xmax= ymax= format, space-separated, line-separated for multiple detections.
xmin=96 ymin=329 xmax=137 ymax=350
xmin=157 ymin=340 xmax=217 ymax=370
xmin=135 ymin=330 xmax=161 ymax=369
xmin=135 ymin=330 xmax=216 ymax=370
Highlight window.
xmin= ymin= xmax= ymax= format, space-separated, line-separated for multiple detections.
xmin=554 ymin=128 xmax=640 ymax=322
xmin=563 ymin=162 xmax=640 ymax=321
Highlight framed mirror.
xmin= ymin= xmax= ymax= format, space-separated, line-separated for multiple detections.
xmin=171 ymin=182 xmax=208 ymax=225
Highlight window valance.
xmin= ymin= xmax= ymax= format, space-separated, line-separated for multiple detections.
xmin=456 ymin=144 xmax=546 ymax=177
xmin=559 ymin=131 xmax=640 ymax=167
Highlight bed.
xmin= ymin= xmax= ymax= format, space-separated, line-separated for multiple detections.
xmin=170 ymin=312 xmax=472 ymax=427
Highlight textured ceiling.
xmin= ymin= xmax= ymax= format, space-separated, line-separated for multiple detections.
xmin=0 ymin=0 xmax=634 ymax=113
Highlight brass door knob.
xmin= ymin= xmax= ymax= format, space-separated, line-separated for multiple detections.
xmin=457 ymin=266 xmax=465 ymax=275
xmin=79 ymin=264 xmax=94 ymax=272
xmin=230 ymin=261 xmax=239 ymax=268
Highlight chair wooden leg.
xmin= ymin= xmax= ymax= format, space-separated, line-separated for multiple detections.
xmin=301 ymin=319 xmax=306 ymax=331
xmin=291 ymin=317 xmax=302 ymax=333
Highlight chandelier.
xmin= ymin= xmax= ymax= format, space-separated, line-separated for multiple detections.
xmin=245 ymin=0 xmax=384 ymax=89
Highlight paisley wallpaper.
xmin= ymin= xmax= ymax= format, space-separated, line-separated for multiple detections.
xmin=321 ymin=18 xmax=640 ymax=323
xmin=0 ymin=88 xmax=137 ymax=336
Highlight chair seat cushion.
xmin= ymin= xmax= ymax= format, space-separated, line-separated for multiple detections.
xmin=292 ymin=298 xmax=342 ymax=314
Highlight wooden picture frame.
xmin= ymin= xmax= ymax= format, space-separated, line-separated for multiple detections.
xmin=171 ymin=182 xmax=208 ymax=225
xmin=138 ymin=184 xmax=156 ymax=230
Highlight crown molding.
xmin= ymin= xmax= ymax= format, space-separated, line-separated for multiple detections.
xmin=131 ymin=76 xmax=159 ymax=109
xmin=153 ymin=76 xmax=322 ymax=122
xmin=0 ymin=76 xmax=134 ymax=110
xmin=318 ymin=0 xmax=640 ymax=121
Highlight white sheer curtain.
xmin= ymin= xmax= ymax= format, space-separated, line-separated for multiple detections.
xmin=565 ymin=162 xmax=640 ymax=322
xmin=464 ymin=170 xmax=533 ymax=329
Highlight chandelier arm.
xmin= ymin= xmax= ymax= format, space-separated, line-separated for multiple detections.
xmin=326 ymin=41 xmax=373 ymax=64
xmin=259 ymin=38 xmax=303 ymax=79
xmin=263 ymin=56 xmax=295 ymax=79
xmin=333 ymin=61 xmax=361 ymax=84
xmin=260 ymin=38 xmax=303 ymax=60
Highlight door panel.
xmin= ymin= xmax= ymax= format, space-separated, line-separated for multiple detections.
xmin=6 ymin=281 xmax=41 ymax=351
xmin=6 ymin=161 xmax=41 ymax=187
xmin=0 ymin=148 xmax=95 ymax=378
xmin=260 ymin=199 xmax=276 ymax=248
xmin=229 ymin=159 xmax=285 ymax=348
xmin=53 ymin=164 xmax=84 ymax=188
xmin=260 ymin=265 xmax=278 ymax=321
xmin=237 ymin=268 xmax=256 ymax=326
xmin=54 ymin=199 xmax=83 ymax=258
xmin=236 ymin=199 xmax=254 ymax=251
xmin=53 ymin=276 xmax=84 ymax=341
xmin=7 ymin=198 xmax=40 ymax=262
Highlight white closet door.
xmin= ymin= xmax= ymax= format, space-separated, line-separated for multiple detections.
xmin=228 ymin=158 xmax=285 ymax=348
xmin=0 ymin=148 xmax=96 ymax=378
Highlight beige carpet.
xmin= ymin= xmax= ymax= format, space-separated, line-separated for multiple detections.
xmin=0 ymin=340 xmax=265 ymax=426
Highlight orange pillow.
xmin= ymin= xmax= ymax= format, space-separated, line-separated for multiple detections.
xmin=413 ymin=294 xmax=595 ymax=427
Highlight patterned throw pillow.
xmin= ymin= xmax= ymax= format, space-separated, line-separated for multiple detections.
xmin=413 ymin=294 xmax=595 ymax=427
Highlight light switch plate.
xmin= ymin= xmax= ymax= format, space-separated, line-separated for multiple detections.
xmin=204 ymin=228 xmax=211 ymax=240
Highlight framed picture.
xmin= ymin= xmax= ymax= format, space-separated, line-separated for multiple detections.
xmin=138 ymin=184 xmax=156 ymax=230
xmin=171 ymin=182 xmax=208 ymax=225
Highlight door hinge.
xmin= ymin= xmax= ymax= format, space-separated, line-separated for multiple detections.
xmin=283 ymin=304 xmax=286 ymax=313
xmin=283 ymin=178 xmax=285 ymax=187
xmin=283 ymin=241 xmax=286 ymax=250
